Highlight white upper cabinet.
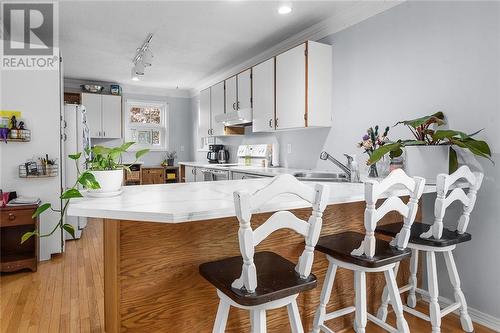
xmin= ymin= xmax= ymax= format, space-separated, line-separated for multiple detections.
xmin=225 ymin=76 xmax=237 ymax=112
xmin=252 ymin=58 xmax=275 ymax=132
xmin=210 ymin=81 xmax=225 ymax=136
xmin=276 ymin=43 xmax=306 ymax=130
xmin=81 ymin=93 xmax=101 ymax=138
xmin=307 ymin=41 xmax=332 ymax=127
xmin=101 ymin=94 xmax=122 ymax=138
xmin=81 ymin=93 xmax=122 ymax=138
xmin=237 ymin=69 xmax=252 ymax=111
xmin=199 ymin=88 xmax=211 ymax=138
xmin=275 ymin=41 xmax=332 ymax=130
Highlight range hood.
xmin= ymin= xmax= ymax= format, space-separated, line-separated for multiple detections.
xmin=215 ymin=108 xmax=252 ymax=126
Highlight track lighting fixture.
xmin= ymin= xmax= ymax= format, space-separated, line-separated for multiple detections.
xmin=131 ymin=33 xmax=154 ymax=80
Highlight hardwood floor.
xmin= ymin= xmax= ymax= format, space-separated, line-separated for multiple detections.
xmin=0 ymin=218 xmax=496 ymax=333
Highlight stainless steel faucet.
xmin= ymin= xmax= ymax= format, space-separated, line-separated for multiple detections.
xmin=320 ymin=151 xmax=353 ymax=182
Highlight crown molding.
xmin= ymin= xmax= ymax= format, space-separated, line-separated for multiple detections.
xmin=188 ymin=1 xmax=403 ymax=97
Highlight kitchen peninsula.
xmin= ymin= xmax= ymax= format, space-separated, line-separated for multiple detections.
xmin=67 ymin=179 xmax=437 ymax=333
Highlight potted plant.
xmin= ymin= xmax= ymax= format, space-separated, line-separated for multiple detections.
xmin=357 ymin=125 xmax=390 ymax=178
xmin=368 ymin=112 xmax=492 ymax=183
xmin=161 ymin=151 xmax=177 ymax=167
xmin=20 ymin=142 xmax=148 ymax=244
xmin=86 ymin=142 xmax=149 ymax=195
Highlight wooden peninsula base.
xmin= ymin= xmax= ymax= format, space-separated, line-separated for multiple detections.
xmin=103 ymin=201 xmax=419 ymax=333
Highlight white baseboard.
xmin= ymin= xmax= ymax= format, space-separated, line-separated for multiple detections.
xmin=420 ymin=294 xmax=500 ymax=331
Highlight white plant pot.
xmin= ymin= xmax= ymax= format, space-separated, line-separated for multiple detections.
xmin=89 ymin=169 xmax=123 ymax=193
xmin=404 ymin=145 xmax=450 ymax=184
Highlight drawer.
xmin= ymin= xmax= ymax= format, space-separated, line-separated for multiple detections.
xmin=0 ymin=209 xmax=36 ymax=227
xmin=126 ymin=171 xmax=141 ymax=181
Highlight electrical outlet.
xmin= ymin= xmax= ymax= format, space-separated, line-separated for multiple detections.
xmin=287 ymin=144 xmax=292 ymax=154
xmin=180 ymin=145 xmax=185 ymax=152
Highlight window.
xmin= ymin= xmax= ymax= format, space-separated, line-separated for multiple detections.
xmin=125 ymin=100 xmax=167 ymax=150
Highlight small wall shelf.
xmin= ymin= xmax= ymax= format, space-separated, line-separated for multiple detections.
xmin=1 ymin=129 xmax=31 ymax=143
xmin=19 ymin=163 xmax=58 ymax=178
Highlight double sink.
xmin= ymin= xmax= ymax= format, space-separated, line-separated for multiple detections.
xmin=293 ymin=172 xmax=350 ymax=183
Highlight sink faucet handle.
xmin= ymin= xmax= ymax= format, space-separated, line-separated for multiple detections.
xmin=343 ymin=153 xmax=355 ymax=163
xmin=320 ymin=151 xmax=329 ymax=160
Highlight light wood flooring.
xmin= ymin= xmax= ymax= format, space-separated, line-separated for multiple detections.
xmin=0 ymin=218 xmax=496 ymax=333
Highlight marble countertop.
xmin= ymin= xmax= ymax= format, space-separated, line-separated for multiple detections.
xmin=67 ymin=178 xmax=438 ymax=224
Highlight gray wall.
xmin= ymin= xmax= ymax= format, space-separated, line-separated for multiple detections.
xmin=191 ymin=1 xmax=500 ymax=319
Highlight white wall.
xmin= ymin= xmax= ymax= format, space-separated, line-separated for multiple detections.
xmin=1 ymin=68 xmax=63 ymax=260
xmin=191 ymin=1 xmax=500 ymax=321
xmin=65 ymin=79 xmax=193 ymax=166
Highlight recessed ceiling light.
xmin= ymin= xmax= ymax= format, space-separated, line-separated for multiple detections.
xmin=278 ymin=5 xmax=292 ymax=15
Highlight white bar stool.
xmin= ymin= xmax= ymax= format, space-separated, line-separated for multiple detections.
xmin=376 ymin=165 xmax=484 ymax=333
xmin=312 ymin=169 xmax=425 ymax=333
xmin=199 ymin=174 xmax=330 ymax=333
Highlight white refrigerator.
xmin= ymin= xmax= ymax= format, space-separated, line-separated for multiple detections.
xmin=63 ymin=103 xmax=91 ymax=239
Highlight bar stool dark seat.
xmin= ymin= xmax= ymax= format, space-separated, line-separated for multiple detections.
xmin=199 ymin=174 xmax=329 ymax=333
xmin=200 ymin=251 xmax=316 ymax=307
xmin=376 ymin=222 xmax=472 ymax=247
xmin=316 ymin=231 xmax=412 ymax=269
xmin=375 ymin=166 xmax=484 ymax=333
xmin=312 ymin=169 xmax=425 ymax=333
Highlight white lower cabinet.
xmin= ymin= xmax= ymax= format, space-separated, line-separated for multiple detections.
xmin=185 ymin=166 xmax=197 ymax=182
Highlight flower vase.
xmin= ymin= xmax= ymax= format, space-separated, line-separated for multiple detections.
xmin=368 ymin=163 xmax=379 ymax=178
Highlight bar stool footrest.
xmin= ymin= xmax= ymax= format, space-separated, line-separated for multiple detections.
xmin=403 ymin=305 xmax=431 ymax=321
xmin=367 ymin=313 xmax=398 ymax=332
xmin=324 ymin=306 xmax=356 ymax=321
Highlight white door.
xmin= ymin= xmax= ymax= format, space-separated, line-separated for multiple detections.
xmin=276 ymin=43 xmax=306 ymax=130
xmin=101 ymin=95 xmax=122 ymax=138
xmin=199 ymin=88 xmax=211 ymax=137
xmin=210 ymin=81 xmax=225 ymax=136
xmin=81 ymin=93 xmax=102 ymax=137
xmin=185 ymin=166 xmax=196 ymax=182
xmin=225 ymin=76 xmax=237 ymax=113
xmin=237 ymin=69 xmax=252 ymax=110
xmin=252 ymin=58 xmax=275 ymax=132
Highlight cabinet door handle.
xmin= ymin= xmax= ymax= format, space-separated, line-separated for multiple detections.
xmin=103 ymin=131 xmax=106 ymax=137
xmin=269 ymin=119 xmax=273 ymax=128
xmin=232 ymin=102 xmax=236 ymax=110
xmin=237 ymin=101 xmax=240 ymax=110
xmin=208 ymin=129 xmax=210 ymax=135
xmin=275 ymin=118 xmax=278 ymax=128
xmin=8 ymin=213 xmax=15 ymax=221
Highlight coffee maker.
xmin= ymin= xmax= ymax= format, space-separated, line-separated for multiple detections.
xmin=207 ymin=144 xmax=224 ymax=164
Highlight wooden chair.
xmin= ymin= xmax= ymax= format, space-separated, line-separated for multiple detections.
xmin=312 ymin=169 xmax=425 ymax=333
xmin=376 ymin=166 xmax=484 ymax=333
xmin=199 ymin=174 xmax=330 ymax=333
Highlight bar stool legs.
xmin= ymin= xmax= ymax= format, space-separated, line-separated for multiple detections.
xmin=443 ymin=251 xmax=473 ymax=332
xmin=213 ymin=300 xmax=230 ymax=333
xmin=354 ymin=271 xmax=367 ymax=333
xmin=375 ymin=262 xmax=400 ymax=322
xmin=407 ymin=249 xmax=419 ymax=308
xmin=312 ymin=259 xmax=409 ymax=333
xmin=312 ymin=263 xmax=337 ymax=333
xmin=384 ymin=268 xmax=410 ymax=333
xmin=287 ymin=300 xmax=305 ymax=333
xmin=427 ymin=251 xmax=442 ymax=333
xmin=250 ymin=310 xmax=267 ymax=333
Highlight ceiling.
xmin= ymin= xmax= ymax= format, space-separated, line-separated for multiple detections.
xmin=59 ymin=1 xmax=399 ymax=94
